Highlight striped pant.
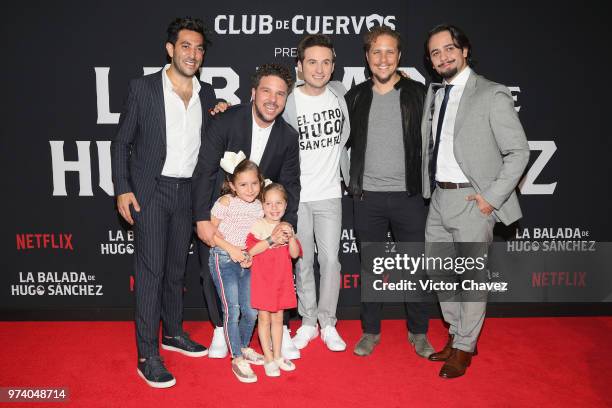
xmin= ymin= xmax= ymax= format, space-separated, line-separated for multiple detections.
xmin=133 ymin=176 xmax=192 ymax=358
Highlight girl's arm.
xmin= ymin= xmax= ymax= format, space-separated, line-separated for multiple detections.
xmin=246 ymin=223 xmax=285 ymax=257
xmin=248 ymin=240 xmax=270 ymax=257
xmin=288 ymin=236 xmax=301 ymax=259
xmin=212 ymin=227 xmax=245 ymax=262
xmin=211 ymin=219 xmax=245 ymax=262
xmin=211 ymin=197 xmax=246 ymax=263
xmin=247 ymin=231 xmax=281 ymax=256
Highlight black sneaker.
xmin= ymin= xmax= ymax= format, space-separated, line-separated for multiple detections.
xmin=161 ymin=332 xmax=208 ymax=357
xmin=137 ymin=356 xmax=176 ymax=388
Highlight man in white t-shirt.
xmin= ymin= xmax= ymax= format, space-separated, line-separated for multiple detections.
xmin=282 ymin=34 xmax=351 ymax=352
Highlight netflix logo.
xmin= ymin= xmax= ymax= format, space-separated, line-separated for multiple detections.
xmin=16 ymin=233 xmax=73 ymax=250
xmin=532 ymin=271 xmax=586 ymax=288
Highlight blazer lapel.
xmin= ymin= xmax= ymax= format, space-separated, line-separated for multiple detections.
xmin=150 ymin=71 xmax=167 ymax=148
xmin=243 ymin=104 xmax=253 ymax=158
xmin=423 ymin=83 xmax=441 ymax=134
xmin=198 ymin=84 xmax=209 ymax=129
xmin=453 ymin=71 xmax=477 ymax=139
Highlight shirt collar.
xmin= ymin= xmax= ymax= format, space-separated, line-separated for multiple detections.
xmin=162 ymin=63 xmax=201 ymax=95
xmin=252 ymin=110 xmax=274 ymax=131
xmin=444 ymin=66 xmax=471 ymax=87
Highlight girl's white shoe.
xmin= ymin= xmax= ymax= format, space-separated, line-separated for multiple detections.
xmin=275 ymin=357 xmax=296 ymax=371
xmin=264 ymin=360 xmax=280 ymax=377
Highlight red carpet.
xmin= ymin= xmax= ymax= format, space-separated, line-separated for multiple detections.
xmin=1 ymin=317 xmax=611 ymax=407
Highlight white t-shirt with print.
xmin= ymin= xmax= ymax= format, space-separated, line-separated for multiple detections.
xmin=294 ymin=87 xmax=343 ymax=202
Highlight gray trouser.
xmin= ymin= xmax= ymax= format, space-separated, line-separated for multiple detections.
xmin=295 ymin=198 xmax=342 ymax=328
xmin=425 ymin=187 xmax=495 ymax=353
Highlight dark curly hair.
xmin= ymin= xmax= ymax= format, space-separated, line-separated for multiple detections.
xmin=251 ymin=63 xmax=294 ymax=92
xmin=166 ymin=17 xmax=211 ymax=51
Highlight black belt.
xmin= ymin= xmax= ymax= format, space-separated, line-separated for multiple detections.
xmin=158 ymin=175 xmax=192 ymax=183
xmin=436 ymin=181 xmax=472 ymax=189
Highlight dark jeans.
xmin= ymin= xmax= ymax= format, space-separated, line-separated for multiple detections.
xmin=353 ymin=191 xmax=430 ymax=335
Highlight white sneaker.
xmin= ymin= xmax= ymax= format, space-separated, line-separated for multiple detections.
xmin=321 ymin=325 xmax=346 ymax=352
xmin=291 ymin=324 xmax=319 ymax=350
xmin=208 ymin=326 xmax=228 ymax=358
xmin=231 ymin=357 xmax=257 ymax=383
xmin=264 ymin=360 xmax=280 ymax=377
xmin=281 ymin=325 xmax=300 ymax=360
xmin=275 ymin=357 xmax=296 ymax=372
xmin=241 ymin=347 xmax=265 ymax=365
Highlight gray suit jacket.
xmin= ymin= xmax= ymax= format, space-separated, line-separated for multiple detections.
xmin=421 ymin=71 xmax=529 ymax=226
xmin=282 ymin=80 xmax=351 ymax=186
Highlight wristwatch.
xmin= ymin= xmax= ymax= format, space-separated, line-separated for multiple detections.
xmin=265 ymin=236 xmax=274 ymax=246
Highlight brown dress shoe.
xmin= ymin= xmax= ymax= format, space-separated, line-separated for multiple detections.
xmin=428 ymin=335 xmax=454 ymax=361
xmin=429 ymin=335 xmax=478 ymax=362
xmin=439 ymin=349 xmax=473 ymax=379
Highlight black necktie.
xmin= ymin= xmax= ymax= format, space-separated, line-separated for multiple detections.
xmin=429 ymin=84 xmax=454 ymax=191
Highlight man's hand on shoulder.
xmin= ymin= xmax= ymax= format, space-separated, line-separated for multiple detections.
xmin=116 ymin=192 xmax=140 ymax=225
xmin=209 ymin=101 xmax=231 ymax=116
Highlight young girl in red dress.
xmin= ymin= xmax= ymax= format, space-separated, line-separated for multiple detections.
xmin=246 ymin=183 xmax=301 ymax=377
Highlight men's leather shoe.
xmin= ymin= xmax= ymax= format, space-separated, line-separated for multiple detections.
xmin=439 ymin=349 xmax=473 ymax=379
xmin=429 ymin=335 xmax=454 ymax=361
xmin=353 ymin=333 xmax=380 ymax=356
xmin=429 ymin=335 xmax=477 ymax=361
xmin=161 ymin=332 xmax=208 ymax=357
xmin=408 ymin=332 xmax=434 ymax=358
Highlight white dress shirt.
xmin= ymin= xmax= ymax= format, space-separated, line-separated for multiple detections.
xmin=250 ymin=112 xmax=274 ymax=165
xmin=433 ymin=66 xmax=471 ymax=183
xmin=161 ymin=64 xmax=202 ymax=178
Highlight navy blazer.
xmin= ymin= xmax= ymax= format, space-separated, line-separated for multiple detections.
xmin=192 ymin=103 xmax=300 ymax=228
xmin=111 ymin=70 xmax=217 ymax=208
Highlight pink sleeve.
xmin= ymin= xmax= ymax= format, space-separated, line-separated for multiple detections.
xmin=211 ymin=199 xmax=228 ymax=220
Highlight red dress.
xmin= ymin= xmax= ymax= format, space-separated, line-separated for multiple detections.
xmin=246 ymin=232 xmax=301 ymax=312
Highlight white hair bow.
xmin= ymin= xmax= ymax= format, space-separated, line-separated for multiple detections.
xmin=264 ymin=179 xmax=273 ymax=187
xmin=219 ymin=151 xmax=247 ymax=174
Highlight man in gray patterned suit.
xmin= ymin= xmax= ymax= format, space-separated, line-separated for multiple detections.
xmin=111 ymin=17 xmax=216 ymax=388
xmin=421 ymin=24 xmax=529 ymax=379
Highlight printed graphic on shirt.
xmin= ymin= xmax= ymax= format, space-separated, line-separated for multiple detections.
xmin=297 ymin=108 xmax=342 ymax=151
xmin=294 ymin=87 xmax=343 ymax=202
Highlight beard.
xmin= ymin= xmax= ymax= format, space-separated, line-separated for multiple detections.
xmin=253 ymin=102 xmax=278 ymax=125
xmin=173 ymin=58 xmax=200 ymax=78
xmin=372 ymin=70 xmax=396 ymax=85
xmin=438 ymin=65 xmax=458 ymax=80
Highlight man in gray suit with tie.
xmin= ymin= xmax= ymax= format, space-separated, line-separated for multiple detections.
xmin=421 ymin=24 xmax=529 ymax=379
xmin=112 ymin=17 xmax=216 ymax=388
